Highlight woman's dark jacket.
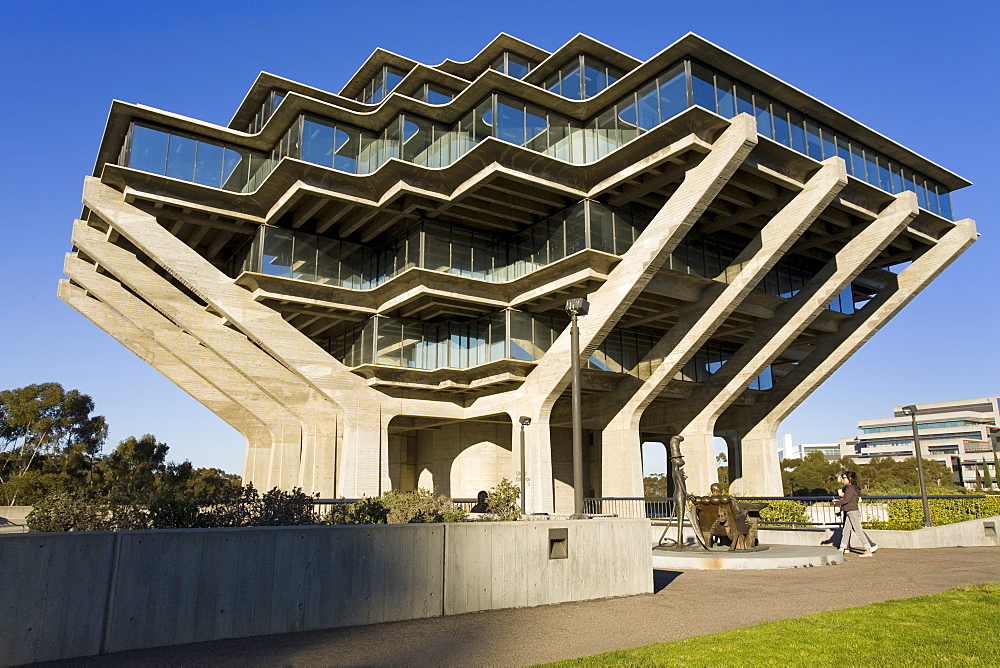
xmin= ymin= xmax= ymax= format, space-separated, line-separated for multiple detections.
xmin=832 ymin=484 xmax=861 ymax=512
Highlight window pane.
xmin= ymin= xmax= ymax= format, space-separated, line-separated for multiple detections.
xmin=821 ymin=128 xmax=838 ymax=161
xmin=789 ymin=111 xmax=806 ymax=153
xmin=128 ymin=125 xmax=168 ymax=174
xmin=657 ymin=63 xmax=687 ymax=119
xmin=496 ymin=96 xmax=526 ymax=145
xmin=193 ymin=141 xmax=224 ymax=188
xmin=334 ymin=127 xmax=361 ymax=174
xmin=385 ymin=68 xmax=404 ymax=95
xmin=771 ymin=103 xmax=791 ymax=147
xmin=636 ymin=80 xmax=660 ymax=130
xmin=805 ymin=120 xmax=823 ymax=160
xmin=562 ymin=62 xmax=583 ymax=100
xmin=525 ymin=104 xmax=548 ymax=150
xmin=221 ymin=147 xmax=251 ymax=191
xmin=565 ymin=202 xmax=586 ymax=254
xmin=850 ymin=142 xmax=867 ymax=180
xmin=939 ymin=191 xmax=953 ymax=219
xmin=690 ymin=62 xmax=716 ymax=112
xmin=302 ymin=119 xmax=335 ymax=167
xmin=376 ymin=318 xmax=403 ymax=366
xmin=864 ymin=149 xmax=881 ymax=188
xmin=425 ymin=84 xmax=453 ymax=105
xmin=716 ymin=75 xmax=736 ymax=118
xmin=261 ymin=229 xmax=293 ymax=278
xmin=753 ymin=94 xmax=773 ymax=139
xmin=617 ymin=95 xmax=639 ymax=142
xmin=292 ymin=234 xmax=318 ymax=282
xmin=582 ymin=61 xmax=606 ymax=98
xmin=424 ymin=226 xmax=451 ymax=272
xmin=735 ymin=85 xmax=754 ymax=116
xmin=835 ymin=135 xmax=851 ymax=170
xmin=165 ymin=134 xmax=196 ymax=181
xmin=506 ymin=53 xmax=532 ymax=79
xmin=589 ymin=201 xmax=615 ymax=252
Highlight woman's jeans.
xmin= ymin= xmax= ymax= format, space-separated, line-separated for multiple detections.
xmin=839 ymin=509 xmax=873 ymax=550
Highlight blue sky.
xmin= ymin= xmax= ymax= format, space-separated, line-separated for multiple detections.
xmin=2 ymin=1 xmax=997 ymax=476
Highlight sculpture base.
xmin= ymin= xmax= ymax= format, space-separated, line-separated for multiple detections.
xmin=651 ymin=544 xmax=843 ymax=570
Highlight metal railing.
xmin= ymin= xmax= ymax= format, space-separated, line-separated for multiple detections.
xmin=311 ymin=497 xmax=479 ymax=518
xmin=583 ymin=495 xmax=994 ymax=528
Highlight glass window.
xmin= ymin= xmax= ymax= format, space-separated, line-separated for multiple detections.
xmin=636 ymin=80 xmax=660 ymax=130
xmin=691 ymin=62 xmax=717 ymax=112
xmin=849 ymin=141 xmax=867 ymax=180
xmin=424 ymin=84 xmax=454 ymax=105
xmin=128 ymin=125 xmax=168 ymax=174
xmin=927 ymin=182 xmax=941 ymax=215
xmin=505 ymin=53 xmax=533 ymax=79
xmin=657 ymin=63 xmax=687 ymax=120
xmin=939 ymin=191 xmax=953 ymax=219
xmin=771 ymin=103 xmax=791 ymax=147
xmin=864 ymin=149 xmax=881 ymax=189
xmin=715 ymin=75 xmax=736 ymax=118
xmin=525 ymin=104 xmax=548 ymax=150
xmin=821 ymin=128 xmax=838 ymax=161
xmin=753 ymin=94 xmax=773 ymax=139
xmin=835 ymin=134 xmax=851 ymax=170
xmin=565 ymin=202 xmax=587 ymax=254
xmin=194 ymin=141 xmax=224 ymax=188
xmin=805 ymin=120 xmax=823 ymax=160
xmin=261 ymin=228 xmax=293 ymax=278
xmin=164 ymin=134 xmax=196 ymax=181
xmin=789 ymin=111 xmax=806 ymax=153
xmin=423 ymin=227 xmax=451 ymax=272
xmin=385 ymin=68 xmax=404 ymax=95
xmin=617 ymin=95 xmax=639 ymax=143
xmin=589 ymin=201 xmax=615 ymax=253
xmin=302 ymin=118 xmax=335 ymax=167
xmin=509 ymin=310 xmax=534 ymax=360
xmin=376 ymin=318 xmax=403 ymax=366
xmin=292 ymin=234 xmax=319 ymax=282
xmin=221 ymin=147 xmax=251 ymax=191
xmin=496 ymin=96 xmax=526 ymax=145
xmin=562 ymin=59 xmax=583 ymax=100
xmin=335 ymin=127 xmax=362 ymax=174
xmin=735 ymin=85 xmax=754 ymax=116
xmin=474 ymin=97 xmax=494 ymax=143
xmin=582 ymin=60 xmax=606 ymax=98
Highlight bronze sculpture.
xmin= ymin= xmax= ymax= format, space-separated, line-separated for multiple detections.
xmin=657 ymin=436 xmax=768 ymax=552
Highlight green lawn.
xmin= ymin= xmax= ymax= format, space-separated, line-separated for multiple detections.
xmin=542 ymin=583 xmax=1000 ymax=667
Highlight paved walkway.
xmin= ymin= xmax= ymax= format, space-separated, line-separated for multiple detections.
xmin=44 ymin=547 xmax=1000 ymax=667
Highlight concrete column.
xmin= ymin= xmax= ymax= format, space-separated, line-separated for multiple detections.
xmin=730 ymin=420 xmax=783 ymax=495
xmin=599 ymin=421 xmax=644 ymax=498
xmin=676 ymin=423 xmax=718 ymax=496
xmin=58 ymin=280 xmax=271 ymax=483
xmin=508 ymin=409 xmax=555 ymax=515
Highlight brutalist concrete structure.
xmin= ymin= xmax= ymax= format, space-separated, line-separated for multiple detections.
xmin=60 ymin=33 xmax=976 ymax=512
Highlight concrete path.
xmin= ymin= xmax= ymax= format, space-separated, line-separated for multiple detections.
xmin=42 ymin=547 xmax=1000 ymax=667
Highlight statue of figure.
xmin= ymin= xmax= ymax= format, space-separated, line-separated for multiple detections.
xmin=667 ymin=435 xmax=689 ymax=550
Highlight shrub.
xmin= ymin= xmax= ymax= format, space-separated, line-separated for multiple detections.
xmin=323 ymin=489 xmax=465 ymax=525
xmin=864 ymin=496 xmax=1000 ymax=530
xmin=26 ymin=492 xmax=148 ymax=532
xmin=483 ymin=478 xmax=521 ymax=521
xmin=757 ymin=499 xmax=810 ymax=526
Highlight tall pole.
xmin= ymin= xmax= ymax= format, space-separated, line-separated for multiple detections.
xmin=570 ymin=311 xmax=585 ymax=518
xmin=904 ymin=405 xmax=933 ymax=527
xmin=518 ymin=418 xmax=529 ymax=514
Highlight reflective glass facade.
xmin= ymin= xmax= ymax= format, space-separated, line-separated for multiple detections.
xmin=234 ymin=198 xmax=854 ymax=313
xmin=861 ymin=419 xmax=993 ymax=433
xmin=490 ymin=52 xmax=535 ymax=79
xmin=357 ymin=66 xmax=406 ymax=104
xmin=322 ymin=309 xmax=772 ymax=390
xmin=122 ymin=56 xmax=956 ymax=218
xmin=543 ymin=55 xmax=622 ymax=100
xmin=248 ymin=91 xmax=285 ymax=133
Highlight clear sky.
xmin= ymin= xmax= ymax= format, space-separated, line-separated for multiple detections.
xmin=2 ymin=0 xmax=997 ymax=477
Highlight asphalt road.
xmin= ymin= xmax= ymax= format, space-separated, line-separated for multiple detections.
xmin=41 ymin=547 xmax=1000 ymax=667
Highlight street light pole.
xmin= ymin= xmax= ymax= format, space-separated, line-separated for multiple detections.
xmin=565 ymin=298 xmax=589 ymax=519
xmin=902 ymin=404 xmax=933 ymax=527
xmin=518 ymin=416 xmax=531 ymax=514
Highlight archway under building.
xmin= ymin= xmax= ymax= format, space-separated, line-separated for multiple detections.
xmin=386 ymin=414 xmax=513 ymax=500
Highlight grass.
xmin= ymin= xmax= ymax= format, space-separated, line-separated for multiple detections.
xmin=542 ymin=583 xmax=1000 ymax=667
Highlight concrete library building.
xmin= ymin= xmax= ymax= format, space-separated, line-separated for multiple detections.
xmin=60 ymin=33 xmax=975 ymax=513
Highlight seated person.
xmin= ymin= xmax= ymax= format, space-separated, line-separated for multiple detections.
xmin=470 ymin=490 xmax=489 ymax=513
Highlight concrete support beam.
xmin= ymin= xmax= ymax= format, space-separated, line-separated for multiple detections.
xmin=58 ymin=280 xmax=271 ymax=483
xmin=721 ymin=217 xmax=978 ymax=493
xmin=70 ymin=221 xmax=344 ymax=495
xmin=601 ymin=157 xmax=847 ymax=496
xmin=671 ymin=191 xmax=920 ymax=492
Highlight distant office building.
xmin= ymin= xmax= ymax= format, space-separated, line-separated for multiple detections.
xmin=60 ymin=33 xmax=976 ymax=512
xmin=839 ymin=397 xmax=999 ymax=487
xmin=783 ymin=441 xmax=841 ymax=461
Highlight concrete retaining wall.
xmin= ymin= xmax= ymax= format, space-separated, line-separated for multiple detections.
xmin=0 ymin=518 xmax=650 ymax=664
xmin=0 ymin=506 xmax=32 ymax=533
xmin=757 ymin=516 xmax=1000 ymax=549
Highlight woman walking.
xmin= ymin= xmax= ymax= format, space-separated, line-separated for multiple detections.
xmin=832 ymin=471 xmax=877 ymax=558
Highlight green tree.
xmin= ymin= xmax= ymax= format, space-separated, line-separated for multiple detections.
xmin=98 ymin=434 xmax=168 ymax=500
xmin=0 ymin=383 xmax=108 ymax=480
xmin=717 ymin=452 xmax=729 ymax=488
xmin=781 ymin=451 xmax=842 ymax=495
xmin=643 ymin=473 xmax=667 ymax=497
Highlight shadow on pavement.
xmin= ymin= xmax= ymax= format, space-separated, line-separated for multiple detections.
xmin=653 ymin=570 xmax=683 ymax=593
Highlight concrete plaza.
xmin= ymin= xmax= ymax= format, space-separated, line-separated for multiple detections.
xmin=41 ymin=547 xmax=1000 ymax=666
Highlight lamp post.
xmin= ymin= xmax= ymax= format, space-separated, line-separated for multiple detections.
xmin=565 ymin=297 xmax=589 ymax=519
xmin=901 ymin=404 xmax=933 ymax=527
xmin=518 ymin=416 xmax=531 ymax=514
